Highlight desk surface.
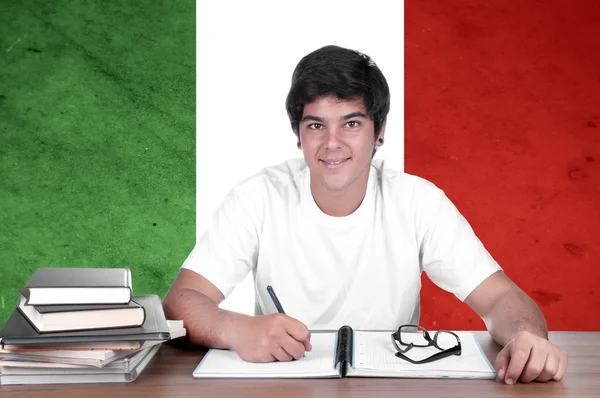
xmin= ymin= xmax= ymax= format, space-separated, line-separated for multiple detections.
xmin=1 ymin=332 xmax=598 ymax=397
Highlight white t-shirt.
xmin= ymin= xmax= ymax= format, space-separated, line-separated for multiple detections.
xmin=181 ymin=159 xmax=501 ymax=330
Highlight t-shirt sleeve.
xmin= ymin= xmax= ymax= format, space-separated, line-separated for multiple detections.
xmin=419 ymin=187 xmax=502 ymax=301
xmin=180 ymin=189 xmax=260 ymax=298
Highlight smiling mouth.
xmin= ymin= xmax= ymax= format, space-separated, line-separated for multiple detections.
xmin=320 ymin=158 xmax=350 ymax=169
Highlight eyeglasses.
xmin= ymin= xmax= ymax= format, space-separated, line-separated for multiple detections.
xmin=390 ymin=325 xmax=462 ymax=364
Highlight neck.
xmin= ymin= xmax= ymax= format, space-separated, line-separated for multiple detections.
xmin=310 ymin=168 xmax=370 ymax=217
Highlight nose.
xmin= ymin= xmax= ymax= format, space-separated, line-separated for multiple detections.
xmin=324 ymin=126 xmax=342 ymax=149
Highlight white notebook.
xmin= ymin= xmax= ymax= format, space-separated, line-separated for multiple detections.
xmin=193 ymin=327 xmax=496 ymax=379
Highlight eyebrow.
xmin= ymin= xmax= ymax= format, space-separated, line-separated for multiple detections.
xmin=301 ymin=112 xmax=368 ymax=123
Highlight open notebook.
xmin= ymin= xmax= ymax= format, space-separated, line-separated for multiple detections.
xmin=193 ymin=327 xmax=496 ymax=379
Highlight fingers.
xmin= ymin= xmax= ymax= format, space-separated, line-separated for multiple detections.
xmin=261 ymin=314 xmax=311 ymax=361
xmin=302 ymin=335 xmax=313 ymax=352
xmin=304 ymin=329 xmax=313 ymax=351
xmin=283 ymin=315 xmax=312 ymax=352
xmin=504 ymin=338 xmax=532 ymax=385
xmin=513 ymin=338 xmax=568 ymax=383
xmin=494 ymin=345 xmax=511 ymax=381
xmin=272 ymin=346 xmax=294 ymax=362
xmin=519 ymin=345 xmax=548 ymax=383
xmin=525 ymin=344 xmax=568 ymax=382
xmin=496 ymin=332 xmax=569 ymax=385
xmin=534 ymin=351 xmax=558 ymax=382
xmin=235 ymin=314 xmax=314 ymax=363
xmin=280 ymin=336 xmax=308 ymax=360
xmin=551 ymin=349 xmax=568 ymax=381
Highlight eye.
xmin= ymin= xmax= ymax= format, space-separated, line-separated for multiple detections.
xmin=308 ymin=123 xmax=323 ymax=130
xmin=346 ymin=121 xmax=360 ymax=128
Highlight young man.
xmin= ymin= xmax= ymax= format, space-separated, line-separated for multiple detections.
xmin=163 ymin=45 xmax=567 ymax=384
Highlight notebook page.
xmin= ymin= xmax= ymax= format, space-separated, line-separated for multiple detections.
xmin=193 ymin=333 xmax=340 ymax=378
xmin=349 ymin=331 xmax=496 ymax=379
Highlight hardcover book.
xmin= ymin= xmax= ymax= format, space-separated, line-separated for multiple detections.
xmin=21 ymin=268 xmax=132 ymax=305
xmin=0 ymin=295 xmax=169 ymax=345
xmin=17 ymin=295 xmax=145 ymax=333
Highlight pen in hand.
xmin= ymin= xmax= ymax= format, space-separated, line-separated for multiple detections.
xmin=267 ymin=285 xmax=307 ymax=358
xmin=267 ymin=285 xmax=286 ymax=314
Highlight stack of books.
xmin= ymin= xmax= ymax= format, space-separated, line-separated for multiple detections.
xmin=0 ymin=268 xmax=186 ymax=385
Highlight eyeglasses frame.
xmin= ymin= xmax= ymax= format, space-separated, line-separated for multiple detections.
xmin=390 ymin=324 xmax=462 ymax=365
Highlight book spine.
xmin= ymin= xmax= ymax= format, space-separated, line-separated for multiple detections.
xmin=335 ymin=325 xmax=353 ymax=377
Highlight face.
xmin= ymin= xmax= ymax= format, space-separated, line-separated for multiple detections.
xmin=298 ymin=95 xmax=384 ymax=195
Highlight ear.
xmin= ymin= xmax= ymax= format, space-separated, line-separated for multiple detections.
xmin=376 ymin=121 xmax=387 ymax=147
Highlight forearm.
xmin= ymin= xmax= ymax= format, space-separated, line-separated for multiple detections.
xmin=163 ymin=287 xmax=249 ymax=349
xmin=482 ymin=285 xmax=548 ymax=347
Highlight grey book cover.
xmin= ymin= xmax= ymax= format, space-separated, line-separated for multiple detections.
xmin=32 ymin=300 xmax=143 ymax=314
xmin=25 ymin=268 xmax=132 ymax=288
xmin=0 ymin=295 xmax=169 ymax=345
xmin=21 ymin=268 xmax=133 ymax=305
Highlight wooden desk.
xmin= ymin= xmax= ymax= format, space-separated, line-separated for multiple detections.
xmin=1 ymin=332 xmax=598 ymax=397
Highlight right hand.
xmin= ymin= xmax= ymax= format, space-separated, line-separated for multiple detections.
xmin=230 ymin=313 xmax=312 ymax=362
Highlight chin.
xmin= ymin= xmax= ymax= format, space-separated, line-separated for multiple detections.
xmin=319 ymin=177 xmax=351 ymax=192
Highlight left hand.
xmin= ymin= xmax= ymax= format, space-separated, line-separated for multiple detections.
xmin=495 ymin=330 xmax=568 ymax=384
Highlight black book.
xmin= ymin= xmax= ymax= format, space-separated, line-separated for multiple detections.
xmin=0 ymin=295 xmax=169 ymax=345
xmin=21 ymin=268 xmax=132 ymax=305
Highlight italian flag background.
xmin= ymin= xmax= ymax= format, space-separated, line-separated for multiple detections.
xmin=0 ymin=1 xmax=598 ymax=331
xmin=407 ymin=1 xmax=600 ymax=330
